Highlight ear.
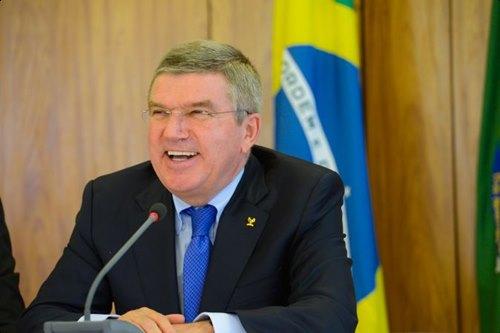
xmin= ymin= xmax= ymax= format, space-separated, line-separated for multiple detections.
xmin=241 ymin=113 xmax=261 ymax=153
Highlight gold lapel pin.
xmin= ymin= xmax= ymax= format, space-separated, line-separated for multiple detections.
xmin=246 ymin=217 xmax=256 ymax=228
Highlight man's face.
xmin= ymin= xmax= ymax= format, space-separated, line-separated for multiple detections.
xmin=148 ymin=72 xmax=261 ymax=206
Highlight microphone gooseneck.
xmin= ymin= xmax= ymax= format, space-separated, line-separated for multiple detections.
xmin=83 ymin=203 xmax=167 ymax=321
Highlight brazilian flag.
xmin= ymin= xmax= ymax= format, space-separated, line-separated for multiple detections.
xmin=273 ymin=0 xmax=388 ymax=331
xmin=477 ymin=1 xmax=500 ymax=332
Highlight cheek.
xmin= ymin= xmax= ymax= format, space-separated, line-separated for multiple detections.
xmin=212 ymin=128 xmax=240 ymax=148
xmin=148 ymin=125 xmax=162 ymax=146
xmin=148 ymin=132 xmax=165 ymax=163
xmin=210 ymin=129 xmax=246 ymax=160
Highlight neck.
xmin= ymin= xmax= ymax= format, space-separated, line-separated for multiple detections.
xmin=174 ymin=164 xmax=246 ymax=207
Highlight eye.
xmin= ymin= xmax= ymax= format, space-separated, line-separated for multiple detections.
xmin=150 ymin=108 xmax=170 ymax=118
xmin=188 ymin=109 xmax=212 ymax=118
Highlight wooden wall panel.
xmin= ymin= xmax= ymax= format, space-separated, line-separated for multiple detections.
xmin=362 ymin=1 xmax=458 ymax=331
xmin=0 ymin=0 xmax=208 ymax=303
xmin=209 ymin=0 xmax=274 ymax=148
xmin=0 ymin=0 xmax=491 ymax=331
xmin=452 ymin=0 xmax=491 ymax=331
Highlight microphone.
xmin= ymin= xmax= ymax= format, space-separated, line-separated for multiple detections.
xmin=43 ymin=203 xmax=168 ymax=333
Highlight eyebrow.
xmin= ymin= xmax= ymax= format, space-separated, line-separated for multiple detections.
xmin=148 ymin=100 xmax=215 ymax=109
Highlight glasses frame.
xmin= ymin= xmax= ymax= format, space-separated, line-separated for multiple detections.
xmin=141 ymin=107 xmax=249 ymax=122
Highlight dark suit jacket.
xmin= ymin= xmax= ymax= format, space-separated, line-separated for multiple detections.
xmin=19 ymin=146 xmax=357 ymax=332
xmin=0 ymin=199 xmax=25 ymax=333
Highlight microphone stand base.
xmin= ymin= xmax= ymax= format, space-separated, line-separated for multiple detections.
xmin=44 ymin=320 xmax=141 ymax=333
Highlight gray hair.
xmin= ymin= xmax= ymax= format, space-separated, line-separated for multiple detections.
xmin=150 ymin=40 xmax=262 ymax=123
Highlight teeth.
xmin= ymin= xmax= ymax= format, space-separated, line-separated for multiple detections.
xmin=167 ymin=151 xmax=198 ymax=157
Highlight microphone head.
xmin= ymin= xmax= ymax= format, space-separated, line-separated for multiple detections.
xmin=149 ymin=203 xmax=168 ymax=221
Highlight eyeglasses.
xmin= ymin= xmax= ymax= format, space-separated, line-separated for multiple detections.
xmin=142 ymin=107 xmax=248 ymax=123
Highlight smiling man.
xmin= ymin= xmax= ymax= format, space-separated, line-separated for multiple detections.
xmin=147 ymin=71 xmax=259 ymax=207
xmin=19 ymin=41 xmax=357 ymax=333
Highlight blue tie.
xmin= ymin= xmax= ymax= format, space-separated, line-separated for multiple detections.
xmin=182 ymin=205 xmax=217 ymax=322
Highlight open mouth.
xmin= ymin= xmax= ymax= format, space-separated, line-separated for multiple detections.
xmin=166 ymin=150 xmax=199 ymax=162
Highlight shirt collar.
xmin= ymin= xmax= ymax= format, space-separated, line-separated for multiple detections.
xmin=172 ymin=168 xmax=245 ymax=235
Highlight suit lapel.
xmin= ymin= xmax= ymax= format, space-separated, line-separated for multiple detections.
xmin=200 ymin=154 xmax=269 ymax=311
xmin=133 ymin=178 xmax=181 ymax=313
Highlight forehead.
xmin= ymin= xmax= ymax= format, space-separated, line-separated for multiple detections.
xmin=149 ymin=72 xmax=233 ymax=108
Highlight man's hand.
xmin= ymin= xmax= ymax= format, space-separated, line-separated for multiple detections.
xmin=119 ymin=307 xmax=185 ymax=333
xmin=173 ymin=320 xmax=214 ymax=333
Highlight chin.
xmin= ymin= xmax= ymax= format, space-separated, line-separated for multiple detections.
xmin=163 ymin=177 xmax=200 ymax=196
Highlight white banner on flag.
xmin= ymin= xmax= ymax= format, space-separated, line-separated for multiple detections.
xmin=281 ymin=48 xmax=351 ymax=256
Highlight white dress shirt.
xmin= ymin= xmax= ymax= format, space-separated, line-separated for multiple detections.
xmin=172 ymin=168 xmax=246 ymax=333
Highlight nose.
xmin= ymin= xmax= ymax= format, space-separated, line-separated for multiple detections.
xmin=160 ymin=113 xmax=189 ymax=140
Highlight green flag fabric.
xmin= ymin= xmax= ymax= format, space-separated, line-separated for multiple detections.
xmin=477 ymin=1 xmax=500 ymax=332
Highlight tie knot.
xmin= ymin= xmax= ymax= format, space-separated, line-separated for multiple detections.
xmin=182 ymin=205 xmax=217 ymax=237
